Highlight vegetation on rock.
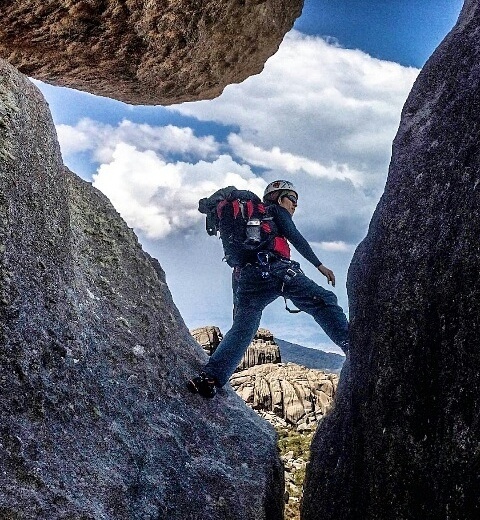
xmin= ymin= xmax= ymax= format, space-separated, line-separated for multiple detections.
xmin=277 ymin=426 xmax=313 ymax=520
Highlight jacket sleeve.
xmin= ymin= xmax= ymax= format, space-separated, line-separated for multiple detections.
xmin=273 ymin=206 xmax=322 ymax=267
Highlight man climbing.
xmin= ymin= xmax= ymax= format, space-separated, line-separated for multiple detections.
xmin=188 ymin=180 xmax=349 ymax=398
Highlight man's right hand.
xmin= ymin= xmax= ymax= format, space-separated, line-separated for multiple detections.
xmin=318 ymin=265 xmax=336 ymax=287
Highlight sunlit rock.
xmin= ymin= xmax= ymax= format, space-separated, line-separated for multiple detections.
xmin=0 ymin=0 xmax=303 ymax=105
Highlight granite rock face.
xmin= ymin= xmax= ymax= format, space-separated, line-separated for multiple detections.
xmin=0 ymin=59 xmax=284 ymax=520
xmin=230 ymin=363 xmax=338 ymax=431
xmin=303 ymin=1 xmax=480 ymax=518
xmin=0 ymin=0 xmax=303 ymax=105
xmin=191 ymin=326 xmax=281 ymax=370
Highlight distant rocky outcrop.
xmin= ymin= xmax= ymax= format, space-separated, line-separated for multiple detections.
xmin=275 ymin=337 xmax=345 ymax=372
xmin=231 ymin=363 xmax=338 ymax=432
xmin=238 ymin=328 xmax=282 ymax=370
xmin=191 ymin=326 xmax=281 ymax=370
xmin=0 ymin=58 xmax=284 ymax=520
xmin=0 ymin=0 xmax=303 ymax=105
xmin=303 ymin=1 xmax=480 ymax=519
xmin=191 ymin=325 xmax=224 ymax=356
xmin=191 ymin=327 xmax=338 ymax=430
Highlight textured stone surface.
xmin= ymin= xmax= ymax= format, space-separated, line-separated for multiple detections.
xmin=230 ymin=363 xmax=338 ymax=431
xmin=0 ymin=0 xmax=303 ymax=105
xmin=303 ymin=2 xmax=480 ymax=519
xmin=0 ymin=59 xmax=284 ymax=520
xmin=192 ymin=326 xmax=281 ymax=370
xmin=238 ymin=328 xmax=282 ymax=370
xmin=191 ymin=325 xmax=223 ymax=356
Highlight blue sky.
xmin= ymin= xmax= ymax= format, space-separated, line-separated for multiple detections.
xmin=296 ymin=0 xmax=463 ymax=67
xmin=36 ymin=0 xmax=463 ymax=353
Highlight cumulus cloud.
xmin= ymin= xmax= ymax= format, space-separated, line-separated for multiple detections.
xmin=92 ymin=145 xmax=265 ymax=239
xmin=313 ymin=241 xmax=353 ymax=252
xmin=227 ymin=134 xmax=364 ymax=186
xmin=170 ymin=30 xmax=418 ymax=189
xmin=164 ymin=31 xmax=418 ymax=247
xmin=57 ymin=31 xmax=417 ymax=250
xmin=57 ymin=118 xmax=219 ymax=163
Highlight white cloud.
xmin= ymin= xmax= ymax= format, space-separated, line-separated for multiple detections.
xmin=170 ymin=30 xmax=418 ymax=190
xmin=92 ymin=145 xmax=265 ymax=239
xmin=58 ymin=31 xmax=417 ymax=252
xmin=164 ymin=30 xmax=418 ymax=247
xmin=228 ymin=133 xmax=363 ymax=186
xmin=312 ymin=241 xmax=353 ymax=252
xmin=57 ymin=118 xmax=219 ymax=163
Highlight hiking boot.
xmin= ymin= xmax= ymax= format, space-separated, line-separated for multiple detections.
xmin=187 ymin=373 xmax=217 ymax=398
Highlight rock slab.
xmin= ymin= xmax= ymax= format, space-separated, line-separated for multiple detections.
xmin=230 ymin=363 xmax=338 ymax=431
xmin=303 ymin=2 xmax=480 ymax=519
xmin=0 ymin=0 xmax=303 ymax=105
xmin=0 ymin=59 xmax=283 ymax=520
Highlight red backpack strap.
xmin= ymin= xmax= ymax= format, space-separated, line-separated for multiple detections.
xmin=232 ymin=199 xmax=240 ymax=218
xmin=245 ymin=200 xmax=254 ymax=218
xmin=217 ymin=200 xmax=228 ymax=218
xmin=261 ymin=222 xmax=272 ymax=233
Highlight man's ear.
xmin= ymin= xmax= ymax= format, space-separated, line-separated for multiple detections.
xmin=277 ymin=196 xmax=283 ymax=205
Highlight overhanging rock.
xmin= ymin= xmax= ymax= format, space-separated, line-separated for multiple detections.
xmin=302 ymin=1 xmax=480 ymax=518
xmin=0 ymin=58 xmax=284 ymax=520
xmin=0 ymin=0 xmax=303 ymax=105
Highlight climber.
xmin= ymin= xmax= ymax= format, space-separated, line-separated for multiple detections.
xmin=188 ymin=180 xmax=349 ymax=398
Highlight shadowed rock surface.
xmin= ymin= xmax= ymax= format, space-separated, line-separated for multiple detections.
xmin=0 ymin=0 xmax=303 ymax=105
xmin=0 ymin=58 xmax=284 ymax=520
xmin=303 ymin=1 xmax=480 ymax=518
xmin=192 ymin=326 xmax=281 ymax=370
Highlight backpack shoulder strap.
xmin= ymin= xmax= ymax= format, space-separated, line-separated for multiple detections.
xmin=198 ymin=186 xmax=238 ymax=236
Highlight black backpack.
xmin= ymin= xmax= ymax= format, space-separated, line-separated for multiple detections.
xmin=198 ymin=186 xmax=278 ymax=267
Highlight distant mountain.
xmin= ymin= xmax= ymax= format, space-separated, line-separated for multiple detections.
xmin=275 ymin=338 xmax=345 ymax=373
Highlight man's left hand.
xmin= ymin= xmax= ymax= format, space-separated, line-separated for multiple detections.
xmin=318 ymin=265 xmax=336 ymax=287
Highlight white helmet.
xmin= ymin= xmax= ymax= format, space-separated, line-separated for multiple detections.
xmin=263 ymin=180 xmax=298 ymax=202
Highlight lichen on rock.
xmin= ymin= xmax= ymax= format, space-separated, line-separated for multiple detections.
xmin=0 ymin=67 xmax=19 ymax=161
xmin=0 ymin=57 xmax=284 ymax=520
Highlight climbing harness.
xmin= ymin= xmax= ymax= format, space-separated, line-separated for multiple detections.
xmin=280 ymin=267 xmax=302 ymax=314
xmin=256 ymin=251 xmax=271 ymax=279
xmin=269 ymin=257 xmax=303 ymax=314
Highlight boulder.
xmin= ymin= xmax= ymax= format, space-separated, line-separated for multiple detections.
xmin=0 ymin=0 xmax=304 ymax=105
xmin=230 ymin=363 xmax=338 ymax=430
xmin=0 ymin=58 xmax=284 ymax=520
xmin=238 ymin=327 xmax=282 ymax=370
xmin=191 ymin=325 xmax=223 ymax=356
xmin=303 ymin=2 xmax=480 ymax=518
xmin=191 ymin=326 xmax=282 ymax=370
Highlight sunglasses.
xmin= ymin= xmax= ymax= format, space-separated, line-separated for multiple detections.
xmin=282 ymin=194 xmax=298 ymax=204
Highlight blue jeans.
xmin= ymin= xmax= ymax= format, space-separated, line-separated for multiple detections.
xmin=205 ymin=259 xmax=349 ymax=387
